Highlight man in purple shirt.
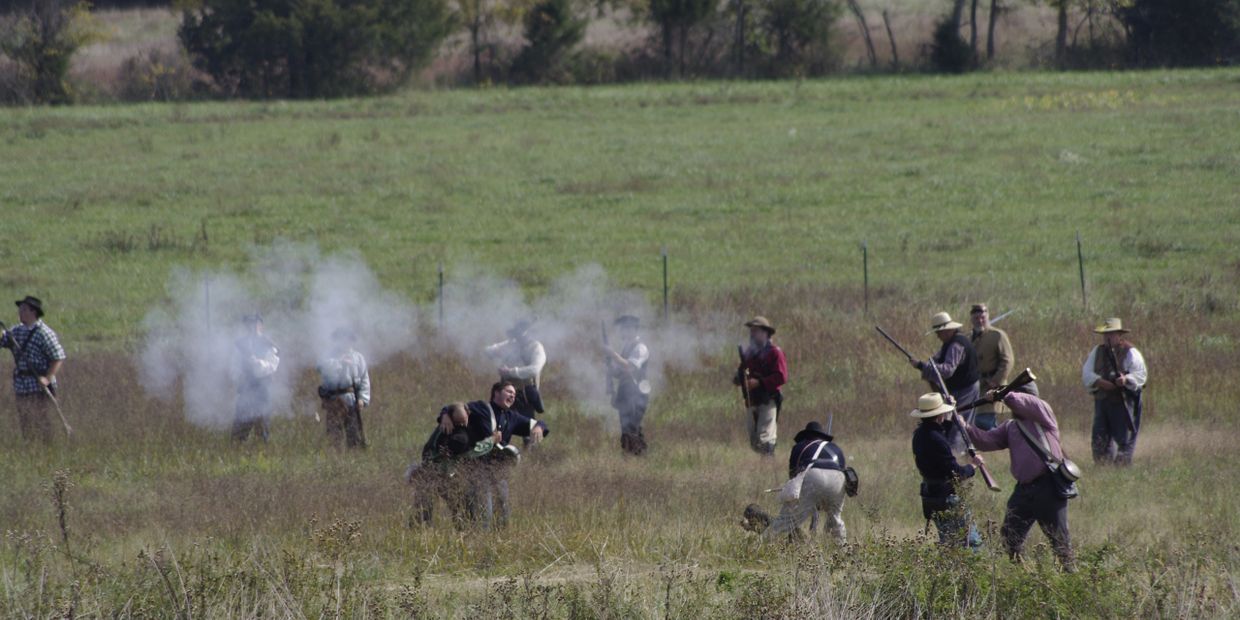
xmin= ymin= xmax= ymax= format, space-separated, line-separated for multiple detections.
xmin=965 ymin=389 xmax=1075 ymax=570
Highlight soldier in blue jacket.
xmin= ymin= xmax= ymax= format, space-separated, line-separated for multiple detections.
xmin=437 ymin=382 xmax=548 ymax=529
xmin=742 ymin=421 xmax=853 ymax=543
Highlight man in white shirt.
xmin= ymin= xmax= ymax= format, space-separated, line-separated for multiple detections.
xmin=317 ymin=327 xmax=371 ymax=449
xmin=485 ymin=319 xmax=546 ymax=418
xmin=232 ymin=313 xmax=280 ymax=442
xmin=1081 ymin=318 xmax=1147 ymax=465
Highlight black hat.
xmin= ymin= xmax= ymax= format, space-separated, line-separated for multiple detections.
xmin=794 ymin=421 xmax=833 ymax=443
xmin=614 ymin=315 xmax=640 ymax=328
xmin=15 ymin=296 xmax=44 ymax=317
xmin=506 ymin=319 xmax=533 ymax=338
xmin=240 ymin=312 xmax=263 ymax=325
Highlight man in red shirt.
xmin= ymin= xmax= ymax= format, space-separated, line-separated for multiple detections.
xmin=734 ymin=316 xmax=788 ymax=455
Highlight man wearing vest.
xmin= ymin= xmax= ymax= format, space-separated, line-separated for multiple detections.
xmin=437 ymin=382 xmax=548 ymax=529
xmin=1 ymin=296 xmax=67 ymax=443
xmin=602 ymin=315 xmax=651 ymax=455
xmin=485 ymin=319 xmax=546 ymax=418
xmin=1081 ymin=318 xmax=1147 ymax=466
xmin=912 ymin=312 xmax=979 ymax=452
xmin=741 ymin=421 xmax=851 ymax=543
xmin=910 ymin=393 xmax=984 ymax=549
xmin=735 ymin=316 xmax=788 ymax=456
xmin=965 ymin=389 xmax=1077 ymax=570
xmin=969 ymin=304 xmax=1014 ymax=430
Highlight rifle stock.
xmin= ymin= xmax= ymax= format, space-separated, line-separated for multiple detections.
xmin=1104 ymin=345 xmax=1137 ymax=432
xmin=736 ymin=346 xmax=752 ymax=407
xmin=955 ymin=368 xmax=1037 ymax=412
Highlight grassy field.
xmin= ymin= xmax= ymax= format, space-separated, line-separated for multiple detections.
xmin=2 ymin=70 xmax=1239 ymax=617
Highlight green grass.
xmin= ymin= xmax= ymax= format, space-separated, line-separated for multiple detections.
xmin=1 ymin=70 xmax=1239 ymax=617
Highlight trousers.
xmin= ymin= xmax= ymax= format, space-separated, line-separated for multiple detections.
xmin=746 ymin=401 xmax=778 ymax=454
xmin=14 ymin=392 xmax=54 ymax=443
xmin=1092 ymin=394 xmax=1139 ymax=465
xmin=1002 ymin=475 xmax=1074 ymax=569
xmin=322 ymin=396 xmax=365 ymax=448
xmin=763 ymin=468 xmax=847 ymax=543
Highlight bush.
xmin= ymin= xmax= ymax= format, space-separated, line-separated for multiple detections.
xmin=115 ymin=48 xmax=197 ymax=102
xmin=1116 ymin=0 xmax=1240 ymax=67
xmin=0 ymin=0 xmax=95 ymax=104
xmin=509 ymin=0 xmax=586 ymax=84
xmin=929 ymin=18 xmax=972 ymax=73
xmin=178 ymin=0 xmax=453 ymax=99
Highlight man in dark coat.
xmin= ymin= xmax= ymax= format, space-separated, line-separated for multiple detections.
xmin=437 ymin=382 xmax=548 ymax=529
xmin=231 ymin=313 xmax=279 ymax=442
xmin=910 ymin=392 xmax=984 ymax=548
xmin=407 ymin=403 xmax=476 ymax=527
xmin=742 ymin=421 xmax=850 ymax=543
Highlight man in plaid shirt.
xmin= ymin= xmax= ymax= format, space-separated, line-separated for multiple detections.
xmin=1 ymin=296 xmax=67 ymax=442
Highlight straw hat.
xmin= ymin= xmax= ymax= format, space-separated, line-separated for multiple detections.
xmin=744 ymin=316 xmax=776 ymax=335
xmin=927 ymin=311 xmax=962 ymax=333
xmin=909 ymin=393 xmax=955 ymax=418
xmin=1094 ymin=318 xmax=1129 ymax=334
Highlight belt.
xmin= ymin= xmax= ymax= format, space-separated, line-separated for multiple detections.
xmin=321 ymin=387 xmax=355 ymax=398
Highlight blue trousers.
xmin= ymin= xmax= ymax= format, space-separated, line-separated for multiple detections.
xmin=1092 ymin=393 xmax=1140 ymax=465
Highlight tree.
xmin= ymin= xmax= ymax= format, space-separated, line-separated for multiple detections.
xmin=760 ymin=0 xmax=839 ymax=75
xmin=648 ymin=0 xmax=715 ymax=77
xmin=179 ymin=0 xmax=452 ymax=98
xmin=0 ymin=0 xmax=95 ymax=104
xmin=1115 ymin=0 xmax=1240 ymax=66
xmin=510 ymin=0 xmax=586 ymax=82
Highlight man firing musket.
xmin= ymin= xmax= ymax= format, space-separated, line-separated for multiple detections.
xmin=733 ymin=316 xmax=787 ymax=456
xmin=1081 ymin=318 xmax=1147 ymax=466
xmin=0 ymin=296 xmax=68 ymax=442
xmin=601 ymin=315 xmax=650 ymax=455
xmin=484 ymin=319 xmax=546 ymax=420
xmin=316 ymin=326 xmax=370 ymax=449
xmin=231 ymin=313 xmax=280 ymax=443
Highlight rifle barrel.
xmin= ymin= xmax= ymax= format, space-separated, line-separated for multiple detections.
xmin=874 ymin=326 xmax=916 ymax=362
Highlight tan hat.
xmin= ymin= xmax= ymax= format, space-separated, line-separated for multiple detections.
xmin=927 ymin=311 xmax=962 ymax=333
xmin=744 ymin=316 xmax=776 ymax=335
xmin=909 ymin=393 xmax=955 ymax=418
xmin=1094 ymin=318 xmax=1129 ymax=334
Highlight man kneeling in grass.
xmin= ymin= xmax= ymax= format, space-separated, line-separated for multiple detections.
xmin=406 ymin=403 xmax=478 ymax=527
xmin=741 ymin=421 xmax=856 ymax=543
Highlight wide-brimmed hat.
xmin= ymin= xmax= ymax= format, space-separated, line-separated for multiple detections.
xmin=240 ymin=312 xmax=264 ymax=325
xmin=794 ymin=421 xmax=833 ymax=443
xmin=1094 ymin=318 xmax=1129 ymax=334
xmin=14 ymin=296 xmax=44 ymax=317
xmin=744 ymin=316 xmax=776 ymax=335
xmin=909 ymin=392 xmax=955 ymax=418
xmin=506 ymin=319 xmax=534 ymax=338
xmin=614 ymin=315 xmax=640 ymax=328
xmin=927 ymin=311 xmax=963 ymax=333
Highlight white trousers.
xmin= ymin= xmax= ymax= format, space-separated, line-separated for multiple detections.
xmin=763 ymin=468 xmax=847 ymax=543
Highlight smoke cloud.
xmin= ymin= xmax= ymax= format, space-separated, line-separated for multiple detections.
xmin=138 ymin=243 xmax=418 ymax=429
xmin=140 ymin=243 xmax=724 ymax=432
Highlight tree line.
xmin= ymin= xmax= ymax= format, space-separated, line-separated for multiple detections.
xmin=2 ymin=0 xmax=1238 ymax=103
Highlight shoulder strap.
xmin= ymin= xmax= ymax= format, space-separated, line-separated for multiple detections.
xmin=1015 ymin=420 xmax=1058 ymax=468
xmin=14 ymin=325 xmax=42 ymax=367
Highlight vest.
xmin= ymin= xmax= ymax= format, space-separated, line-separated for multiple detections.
xmin=939 ymin=333 xmax=979 ymax=392
xmin=1092 ymin=343 xmax=1132 ymax=403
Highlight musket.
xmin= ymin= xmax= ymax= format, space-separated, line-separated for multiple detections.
xmin=1104 ymin=345 xmax=1137 ymax=432
xmin=988 ymin=309 xmax=1017 ymax=326
xmin=601 ymin=321 xmax=614 ymax=397
xmin=736 ymin=345 xmax=752 ymax=408
xmin=351 ymin=377 xmax=367 ymax=448
xmin=954 ymin=368 xmax=1037 ymax=412
xmin=875 ymin=326 xmax=916 ymax=362
xmin=926 ymin=361 xmax=1001 ymax=492
xmin=2 ymin=321 xmax=73 ymax=438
